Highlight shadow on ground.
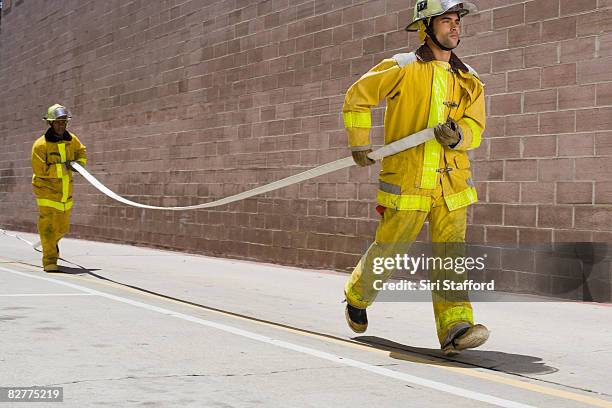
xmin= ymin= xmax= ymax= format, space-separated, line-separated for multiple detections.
xmin=354 ymin=335 xmax=558 ymax=375
xmin=48 ymin=266 xmax=101 ymax=275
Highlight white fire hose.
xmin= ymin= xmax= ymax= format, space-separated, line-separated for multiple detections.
xmin=5 ymin=128 xmax=433 ymax=249
xmin=70 ymin=128 xmax=434 ymax=211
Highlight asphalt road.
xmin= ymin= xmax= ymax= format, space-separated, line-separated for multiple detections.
xmin=1 ymin=230 xmax=611 ymax=408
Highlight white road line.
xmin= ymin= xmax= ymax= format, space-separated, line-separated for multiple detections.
xmin=0 ymin=293 xmax=94 ymax=297
xmin=0 ymin=266 xmax=535 ymax=408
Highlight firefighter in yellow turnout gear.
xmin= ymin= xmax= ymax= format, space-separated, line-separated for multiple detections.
xmin=31 ymin=104 xmax=87 ymax=272
xmin=343 ymin=0 xmax=489 ymax=355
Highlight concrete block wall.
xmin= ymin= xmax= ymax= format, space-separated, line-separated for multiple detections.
xmin=0 ymin=0 xmax=611 ymax=299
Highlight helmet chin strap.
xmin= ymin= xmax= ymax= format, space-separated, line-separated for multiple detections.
xmin=425 ymin=18 xmax=459 ymax=51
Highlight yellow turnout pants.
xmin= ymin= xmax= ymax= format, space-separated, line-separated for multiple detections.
xmin=37 ymin=206 xmax=71 ymax=269
xmin=345 ymin=186 xmax=473 ymax=346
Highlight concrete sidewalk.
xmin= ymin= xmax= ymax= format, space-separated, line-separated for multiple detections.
xmin=0 ymin=230 xmax=611 ymax=408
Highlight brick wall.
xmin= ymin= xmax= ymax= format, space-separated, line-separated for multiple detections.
xmin=0 ymin=0 xmax=610 ymax=299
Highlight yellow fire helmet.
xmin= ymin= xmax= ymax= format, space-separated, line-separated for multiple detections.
xmin=405 ymin=0 xmax=477 ymax=32
xmin=43 ymin=104 xmax=72 ymax=122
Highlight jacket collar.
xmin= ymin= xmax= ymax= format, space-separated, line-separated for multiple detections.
xmin=415 ymin=43 xmax=469 ymax=74
xmin=44 ymin=128 xmax=72 ymax=143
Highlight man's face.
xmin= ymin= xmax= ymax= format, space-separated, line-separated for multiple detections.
xmin=431 ymin=12 xmax=461 ymax=49
xmin=51 ymin=117 xmax=68 ymax=136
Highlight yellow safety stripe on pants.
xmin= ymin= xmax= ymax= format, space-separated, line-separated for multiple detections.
xmin=444 ymin=187 xmax=478 ymax=211
xmin=377 ymin=190 xmax=431 ymax=212
xmin=342 ymin=111 xmax=371 ymax=128
xmin=61 ymin=173 xmax=69 ymax=203
xmin=420 ymin=64 xmax=447 ymax=189
xmin=37 ymin=199 xmax=73 ymax=212
xmin=57 ymin=143 xmax=69 ymax=203
xmin=463 ymin=117 xmax=482 ymax=150
xmin=437 ymin=305 xmax=474 ymax=335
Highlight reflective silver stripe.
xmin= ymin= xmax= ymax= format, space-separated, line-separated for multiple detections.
xmin=463 ymin=62 xmax=483 ymax=83
xmin=350 ymin=145 xmax=372 ymax=152
xmin=379 ymin=180 xmax=401 ymax=195
xmin=392 ymin=52 xmax=417 ymax=68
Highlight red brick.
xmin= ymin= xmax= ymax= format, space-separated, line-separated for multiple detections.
xmin=342 ymin=5 xmax=363 ymax=24
xmin=504 ymin=205 xmax=537 ymax=227
xmin=466 ymin=225 xmax=485 ymax=243
xmin=348 ymin=201 xmax=369 ymax=218
xmin=486 ymin=226 xmax=518 ymax=245
xmin=558 ymin=134 xmax=594 ymax=157
xmin=493 ymin=4 xmax=525 ymax=29
xmin=595 ymin=132 xmax=612 ymax=155
xmin=477 ymin=30 xmax=509 ymax=53
xmin=463 ymin=10 xmax=492 ymax=36
xmin=560 ymin=0 xmax=597 ymax=15
xmin=523 ymin=135 xmax=557 ymax=157
xmin=538 ymin=205 xmax=573 ymax=228
xmin=332 ymin=24 xmax=352 ymax=44
xmin=553 ymin=229 xmax=592 ymax=242
xmin=578 ymin=57 xmax=612 ymax=84
xmin=372 ymin=14 xmax=397 ymax=33
xmin=541 ymin=63 xmax=576 ymax=88
xmin=576 ymin=8 xmax=612 ymax=36
xmin=473 ymin=160 xmax=504 ymax=181
xmin=362 ymin=0 xmax=386 ymax=19
xmin=506 ymin=114 xmax=539 ymax=136
xmin=462 ymin=55 xmax=492 ymax=76
xmin=575 ymin=207 xmax=612 ymax=231
xmin=575 ymin=157 xmax=612 ymax=181
xmin=560 ymin=37 xmax=596 ymax=64
xmin=557 ymin=182 xmax=593 ymax=204
xmin=593 ymin=231 xmax=612 ymax=242
xmin=538 ymin=158 xmax=574 ymax=181
xmin=502 ymin=248 xmax=535 ymax=272
xmin=507 ymin=68 xmax=541 ymax=92
xmin=491 ymin=49 xmax=524 ymax=73
xmin=471 ymin=139 xmax=489 ymax=161
xmin=484 ymin=116 xmax=506 ymax=138
xmin=478 ymin=72 xmax=506 ymax=95
xmin=600 ymin=32 xmax=612 ymax=58
xmin=597 ymin=83 xmax=612 ymax=106
xmin=539 ymin=111 xmax=576 ymax=135
xmin=576 ymin=108 xmax=612 ymax=132
xmin=353 ymin=19 xmax=376 ymax=39
xmin=524 ymin=90 xmax=558 ymax=113
xmin=506 ymin=160 xmax=538 ymax=181
xmin=474 ymin=181 xmax=487 ymax=200
xmin=473 ymin=204 xmax=503 ymax=225
xmin=519 ymin=228 xmax=553 ymax=244
xmin=363 ymin=35 xmax=385 ymax=55
xmin=489 ymin=182 xmax=520 ymax=203
xmin=524 ymin=44 xmax=558 ymax=68
xmin=314 ymin=29 xmax=333 ymax=48
xmin=522 ymin=182 xmax=555 ymax=203
xmin=490 ymin=137 xmax=520 ymax=159
xmin=558 ymin=85 xmax=596 ymax=110
xmin=595 ymin=182 xmax=612 ymax=204
xmin=490 ymin=93 xmax=522 ymax=116
xmin=542 ymin=16 xmax=577 ymax=42
xmin=384 ymin=30 xmax=410 ymax=51
xmin=526 ymin=0 xmax=559 ymax=23
xmin=508 ymin=22 xmax=542 ymax=47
